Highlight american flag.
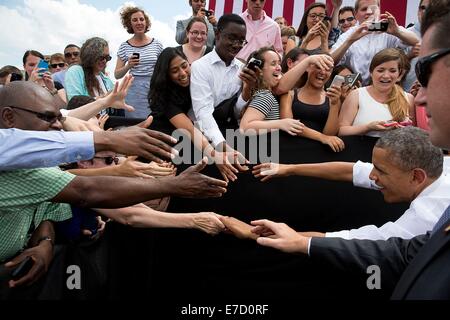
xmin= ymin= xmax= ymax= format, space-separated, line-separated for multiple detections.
xmin=209 ymin=0 xmax=420 ymax=29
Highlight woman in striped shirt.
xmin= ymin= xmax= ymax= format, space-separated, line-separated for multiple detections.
xmin=115 ymin=6 xmax=164 ymax=118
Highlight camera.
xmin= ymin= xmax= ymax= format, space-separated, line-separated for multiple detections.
xmin=344 ymin=73 xmax=362 ymax=88
xmin=368 ymin=21 xmax=389 ymax=32
xmin=246 ymin=57 xmax=263 ymax=71
xmin=201 ymin=8 xmax=213 ymax=17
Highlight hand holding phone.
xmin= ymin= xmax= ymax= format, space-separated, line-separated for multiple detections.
xmin=344 ymin=73 xmax=362 ymax=88
xmin=246 ymin=57 xmax=263 ymax=71
xmin=329 ymin=75 xmax=345 ymax=88
xmin=368 ymin=21 xmax=389 ymax=32
xmin=201 ymin=8 xmax=213 ymax=17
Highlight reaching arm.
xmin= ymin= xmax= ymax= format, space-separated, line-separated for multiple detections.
xmin=52 ymin=158 xmax=227 ymax=208
xmin=94 ymin=204 xmax=225 ymax=235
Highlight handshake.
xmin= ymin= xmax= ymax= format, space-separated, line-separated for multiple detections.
xmin=220 ymin=216 xmax=270 ymax=240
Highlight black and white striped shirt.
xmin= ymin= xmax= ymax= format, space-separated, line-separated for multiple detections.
xmin=117 ymin=39 xmax=164 ymax=77
xmin=249 ymin=89 xmax=280 ymax=120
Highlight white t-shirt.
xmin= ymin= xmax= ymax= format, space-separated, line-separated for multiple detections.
xmin=326 ymin=159 xmax=450 ymax=240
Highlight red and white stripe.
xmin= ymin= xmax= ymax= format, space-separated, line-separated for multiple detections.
xmin=209 ymin=0 xmax=421 ymax=29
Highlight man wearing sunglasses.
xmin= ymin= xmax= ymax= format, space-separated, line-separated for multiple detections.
xmin=245 ymin=0 xmax=450 ymax=299
xmin=0 ymin=81 xmax=228 ymax=294
xmin=52 ymin=44 xmax=80 ymax=88
xmin=338 ymin=6 xmax=357 ymax=33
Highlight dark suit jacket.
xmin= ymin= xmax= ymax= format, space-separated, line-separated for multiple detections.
xmin=310 ymin=222 xmax=450 ymax=299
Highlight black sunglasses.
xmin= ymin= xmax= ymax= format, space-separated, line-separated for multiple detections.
xmin=415 ymin=48 xmax=450 ymax=87
xmin=98 ymin=55 xmax=112 ymax=62
xmin=339 ymin=16 xmax=355 ymax=24
xmin=50 ymin=63 xmax=66 ymax=68
xmin=64 ymin=52 xmax=80 ymax=58
xmin=10 ymin=106 xmax=65 ymax=124
xmin=94 ymin=156 xmax=119 ymax=165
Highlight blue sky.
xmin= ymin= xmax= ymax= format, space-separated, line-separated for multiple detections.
xmin=0 ymin=0 xmax=200 ymax=76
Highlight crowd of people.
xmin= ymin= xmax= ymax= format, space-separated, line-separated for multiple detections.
xmin=0 ymin=0 xmax=449 ymax=300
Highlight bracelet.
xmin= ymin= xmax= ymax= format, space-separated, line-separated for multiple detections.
xmin=37 ymin=236 xmax=54 ymax=246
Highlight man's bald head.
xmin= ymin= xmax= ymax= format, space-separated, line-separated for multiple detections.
xmin=0 ymin=81 xmax=64 ymax=131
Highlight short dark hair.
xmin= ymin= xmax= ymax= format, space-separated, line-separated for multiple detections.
xmin=281 ymin=47 xmax=310 ymax=73
xmin=217 ymin=14 xmax=246 ymax=32
xmin=0 ymin=65 xmax=22 ymax=78
xmin=421 ymin=0 xmax=450 ymax=49
xmin=65 ymin=44 xmax=80 ymax=51
xmin=67 ymin=95 xmax=95 ymax=110
xmin=338 ymin=6 xmax=355 ymax=17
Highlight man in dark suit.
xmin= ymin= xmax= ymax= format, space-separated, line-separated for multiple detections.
xmin=250 ymin=0 xmax=450 ymax=299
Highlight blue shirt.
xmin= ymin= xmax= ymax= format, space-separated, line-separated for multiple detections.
xmin=0 ymin=129 xmax=94 ymax=170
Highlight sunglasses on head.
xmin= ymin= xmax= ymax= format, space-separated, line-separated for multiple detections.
xmin=10 ymin=106 xmax=65 ymax=124
xmin=94 ymin=156 xmax=119 ymax=165
xmin=339 ymin=16 xmax=355 ymax=24
xmin=64 ymin=51 xmax=80 ymax=58
xmin=98 ymin=55 xmax=112 ymax=62
xmin=415 ymin=48 xmax=450 ymax=87
xmin=50 ymin=63 xmax=66 ymax=68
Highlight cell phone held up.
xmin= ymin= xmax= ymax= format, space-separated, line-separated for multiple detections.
xmin=132 ymin=52 xmax=140 ymax=59
xmin=246 ymin=57 xmax=263 ymax=71
xmin=37 ymin=59 xmax=49 ymax=76
xmin=344 ymin=73 xmax=362 ymax=88
xmin=201 ymin=8 xmax=213 ymax=17
xmin=329 ymin=75 xmax=345 ymax=88
xmin=368 ymin=21 xmax=389 ymax=32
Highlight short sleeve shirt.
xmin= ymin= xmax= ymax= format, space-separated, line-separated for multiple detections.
xmin=0 ymin=168 xmax=75 ymax=261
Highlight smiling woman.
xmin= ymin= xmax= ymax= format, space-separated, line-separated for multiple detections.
xmin=338 ymin=48 xmax=415 ymax=137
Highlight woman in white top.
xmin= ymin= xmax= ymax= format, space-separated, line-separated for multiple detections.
xmin=115 ymin=6 xmax=164 ymax=118
xmin=339 ymin=48 xmax=414 ymax=137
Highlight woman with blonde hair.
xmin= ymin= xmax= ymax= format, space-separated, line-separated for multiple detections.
xmin=339 ymin=48 xmax=414 ymax=137
xmin=115 ymin=6 xmax=163 ymax=118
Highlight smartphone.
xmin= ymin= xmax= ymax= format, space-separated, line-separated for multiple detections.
xmin=37 ymin=59 xmax=49 ymax=76
xmin=247 ymin=57 xmax=263 ymax=71
xmin=11 ymin=256 xmax=33 ymax=280
xmin=201 ymin=8 xmax=213 ymax=17
xmin=344 ymin=73 xmax=362 ymax=88
xmin=330 ymin=75 xmax=345 ymax=88
xmin=368 ymin=21 xmax=389 ymax=32
xmin=132 ymin=53 xmax=140 ymax=59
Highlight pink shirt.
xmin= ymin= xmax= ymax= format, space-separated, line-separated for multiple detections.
xmin=236 ymin=10 xmax=283 ymax=61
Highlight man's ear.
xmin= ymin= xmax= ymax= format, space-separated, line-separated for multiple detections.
xmin=1 ymin=107 xmax=16 ymax=128
xmin=411 ymin=167 xmax=427 ymax=185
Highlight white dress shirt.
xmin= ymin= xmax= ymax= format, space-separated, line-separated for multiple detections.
xmin=326 ymin=159 xmax=450 ymax=240
xmin=331 ymin=26 xmax=411 ymax=85
xmin=190 ymin=50 xmax=248 ymax=147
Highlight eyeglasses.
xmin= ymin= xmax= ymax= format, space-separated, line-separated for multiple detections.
xmin=419 ymin=5 xmax=428 ymax=11
xmin=94 ymin=156 xmax=119 ymax=165
xmin=222 ymin=33 xmax=248 ymax=47
xmin=189 ymin=30 xmax=207 ymax=37
xmin=308 ymin=13 xmax=326 ymax=20
xmin=415 ymin=48 xmax=450 ymax=87
xmin=98 ymin=55 xmax=112 ymax=62
xmin=10 ymin=106 xmax=65 ymax=124
xmin=50 ymin=63 xmax=66 ymax=68
xmin=64 ymin=51 xmax=80 ymax=58
xmin=339 ymin=16 xmax=355 ymax=24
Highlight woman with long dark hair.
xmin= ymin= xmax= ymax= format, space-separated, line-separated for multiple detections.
xmin=149 ymin=47 xmax=240 ymax=182
xmin=65 ymin=37 xmax=119 ymax=116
